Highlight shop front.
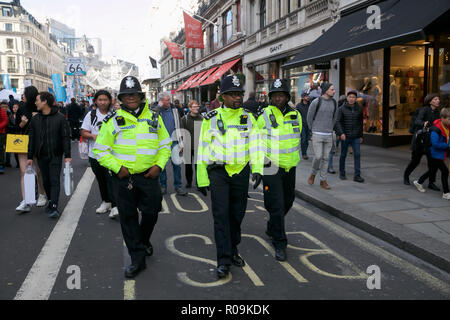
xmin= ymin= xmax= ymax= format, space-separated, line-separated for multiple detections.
xmin=284 ymin=0 xmax=450 ymax=147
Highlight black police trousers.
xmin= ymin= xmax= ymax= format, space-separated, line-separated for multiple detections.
xmin=111 ymin=172 xmax=162 ymax=264
xmin=263 ymin=167 xmax=296 ymax=250
xmin=209 ymin=164 xmax=250 ymax=266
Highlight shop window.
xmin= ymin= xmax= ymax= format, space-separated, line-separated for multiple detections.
xmin=345 ymin=49 xmax=384 ymax=135
xmin=283 ymin=62 xmax=327 ymax=105
xmin=255 ymin=64 xmax=269 ymax=106
xmin=390 ymin=44 xmax=425 ymax=135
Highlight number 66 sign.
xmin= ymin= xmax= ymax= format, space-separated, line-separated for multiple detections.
xmin=66 ymin=58 xmax=86 ymax=76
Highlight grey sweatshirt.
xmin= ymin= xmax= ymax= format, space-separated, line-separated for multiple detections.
xmin=306 ymin=97 xmax=338 ymax=134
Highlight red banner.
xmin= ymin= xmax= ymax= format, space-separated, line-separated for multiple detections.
xmin=183 ymin=12 xmax=204 ymax=49
xmin=164 ymin=41 xmax=184 ymax=60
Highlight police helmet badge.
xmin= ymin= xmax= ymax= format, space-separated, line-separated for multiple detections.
xmin=232 ymin=76 xmax=240 ymax=87
xmin=274 ymin=79 xmax=282 ymax=88
xmin=125 ymin=77 xmax=135 ymax=89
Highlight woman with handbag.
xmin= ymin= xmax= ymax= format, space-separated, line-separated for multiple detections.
xmin=15 ymin=86 xmax=47 ymax=213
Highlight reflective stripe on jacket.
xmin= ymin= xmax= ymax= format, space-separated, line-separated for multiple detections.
xmin=197 ymin=107 xmax=263 ymax=187
xmin=257 ymin=105 xmax=302 ymax=171
xmin=93 ymin=100 xmax=171 ymax=174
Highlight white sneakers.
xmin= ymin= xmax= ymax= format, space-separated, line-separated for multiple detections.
xmin=36 ymin=194 xmax=48 ymax=207
xmin=443 ymin=193 xmax=450 ymax=200
xmin=16 ymin=200 xmax=31 ymax=213
xmin=109 ymin=207 xmax=119 ymax=219
xmin=413 ymin=181 xmax=426 ymax=193
xmin=96 ymin=202 xmax=112 ymax=214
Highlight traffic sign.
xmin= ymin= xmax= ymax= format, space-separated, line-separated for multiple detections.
xmin=66 ymin=58 xmax=86 ymax=76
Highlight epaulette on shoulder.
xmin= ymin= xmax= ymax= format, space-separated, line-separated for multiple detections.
xmin=104 ymin=111 xmax=116 ymax=123
xmin=204 ymin=110 xmax=218 ymax=120
xmin=255 ymin=108 xmax=265 ymax=119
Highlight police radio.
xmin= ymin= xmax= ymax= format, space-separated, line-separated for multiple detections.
xmin=217 ymin=118 xmax=226 ymax=135
xmin=269 ymin=113 xmax=279 ymax=128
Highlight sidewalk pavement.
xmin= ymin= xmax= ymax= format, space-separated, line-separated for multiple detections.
xmin=295 ymin=144 xmax=450 ymax=273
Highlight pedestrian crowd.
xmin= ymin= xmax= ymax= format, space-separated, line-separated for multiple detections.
xmin=3 ymin=74 xmax=448 ymax=280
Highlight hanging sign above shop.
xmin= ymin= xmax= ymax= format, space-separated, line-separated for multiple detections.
xmin=314 ymin=61 xmax=331 ymax=69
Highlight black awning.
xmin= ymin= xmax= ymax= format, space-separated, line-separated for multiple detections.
xmin=283 ymin=0 xmax=450 ymax=69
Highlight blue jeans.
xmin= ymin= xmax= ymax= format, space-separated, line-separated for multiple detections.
xmin=300 ymin=126 xmax=310 ymax=156
xmin=159 ymin=143 xmax=182 ymax=189
xmin=339 ymin=138 xmax=361 ymax=177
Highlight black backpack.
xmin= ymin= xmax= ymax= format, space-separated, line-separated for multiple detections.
xmin=413 ymin=127 xmax=431 ymax=153
xmin=409 ymin=107 xmax=422 ymax=134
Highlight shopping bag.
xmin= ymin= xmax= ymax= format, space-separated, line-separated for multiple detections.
xmin=5 ymin=134 xmax=29 ymax=153
xmin=78 ymin=136 xmax=89 ymax=160
xmin=64 ymin=162 xmax=74 ymax=196
xmin=24 ymin=165 xmax=36 ymax=205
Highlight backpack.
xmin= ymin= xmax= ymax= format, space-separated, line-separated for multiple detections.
xmin=312 ymin=97 xmax=337 ymax=121
xmin=413 ymin=127 xmax=431 ymax=153
xmin=409 ymin=107 xmax=422 ymax=134
xmin=90 ymin=110 xmax=97 ymax=126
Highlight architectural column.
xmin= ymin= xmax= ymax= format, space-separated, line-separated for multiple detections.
xmin=232 ymin=3 xmax=238 ymax=35
xmin=217 ymin=15 xmax=223 ymax=48
xmin=244 ymin=65 xmax=255 ymax=101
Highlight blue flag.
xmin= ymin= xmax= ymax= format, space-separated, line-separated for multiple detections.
xmin=51 ymin=74 xmax=64 ymax=102
xmin=1 ymin=74 xmax=12 ymax=90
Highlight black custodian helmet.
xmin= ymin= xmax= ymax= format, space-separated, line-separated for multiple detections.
xmin=220 ymin=74 xmax=244 ymax=95
xmin=269 ymin=78 xmax=291 ymax=101
xmin=118 ymin=76 xmax=145 ymax=101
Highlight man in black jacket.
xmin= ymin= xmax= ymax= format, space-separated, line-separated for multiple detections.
xmin=296 ymin=91 xmax=311 ymax=159
xmin=243 ymin=92 xmax=260 ymax=116
xmin=403 ymin=93 xmax=440 ymax=190
xmin=67 ymin=98 xmax=82 ymax=140
xmin=336 ymin=91 xmax=364 ymax=183
xmin=27 ymin=92 xmax=71 ymax=219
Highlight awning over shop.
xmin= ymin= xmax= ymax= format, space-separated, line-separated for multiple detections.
xmin=200 ymin=58 xmax=241 ymax=86
xmin=283 ymin=0 xmax=450 ymax=69
xmin=188 ymin=70 xmax=208 ymax=88
xmin=176 ymin=74 xmax=198 ymax=92
xmin=192 ymin=67 xmax=218 ymax=88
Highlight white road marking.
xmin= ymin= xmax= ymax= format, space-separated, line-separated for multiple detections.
xmin=14 ymin=168 xmax=95 ymax=300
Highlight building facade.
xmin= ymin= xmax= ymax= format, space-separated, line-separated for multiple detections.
xmin=159 ymin=0 xmax=449 ymax=147
xmin=0 ymin=0 xmax=67 ymax=93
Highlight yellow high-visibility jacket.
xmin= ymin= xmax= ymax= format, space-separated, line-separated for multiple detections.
xmin=256 ymin=104 xmax=302 ymax=171
xmin=93 ymin=100 xmax=171 ymax=174
xmin=197 ymin=106 xmax=264 ymax=187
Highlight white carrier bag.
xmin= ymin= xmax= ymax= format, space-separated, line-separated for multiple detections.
xmin=24 ymin=165 xmax=36 ymax=205
xmin=64 ymin=162 xmax=74 ymax=196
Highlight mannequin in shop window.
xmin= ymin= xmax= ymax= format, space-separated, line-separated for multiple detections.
xmin=359 ymin=77 xmax=372 ymax=95
xmin=367 ymin=76 xmax=381 ymax=133
xmin=389 ymin=75 xmax=400 ymax=135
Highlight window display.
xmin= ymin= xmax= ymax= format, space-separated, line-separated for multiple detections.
xmin=390 ymin=44 xmax=425 ymax=135
xmin=345 ymin=49 xmax=384 ymax=134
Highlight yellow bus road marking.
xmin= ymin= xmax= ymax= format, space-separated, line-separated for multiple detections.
xmin=166 ymin=234 xmax=264 ymax=287
xmin=124 ymin=280 xmax=136 ymax=300
xmin=243 ymin=234 xmax=308 ymax=283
